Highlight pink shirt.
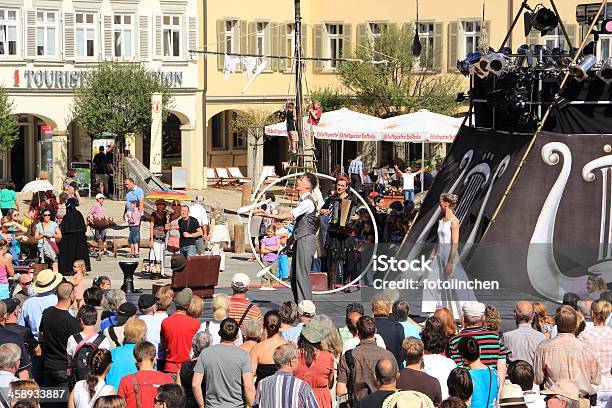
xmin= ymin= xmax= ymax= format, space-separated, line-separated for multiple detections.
xmin=88 ymin=202 xmax=104 ymax=220
xmin=128 ymin=208 xmax=141 ymax=226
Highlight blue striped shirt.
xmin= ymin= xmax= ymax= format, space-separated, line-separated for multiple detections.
xmin=254 ymin=371 xmax=319 ymax=408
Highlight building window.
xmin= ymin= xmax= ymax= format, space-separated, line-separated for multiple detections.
xmin=326 ymin=23 xmax=343 ymax=69
xmin=225 ymin=20 xmax=237 ymax=53
xmin=418 ymin=23 xmax=434 ymax=69
xmin=462 ymin=20 xmax=481 ymax=55
xmin=0 ymin=9 xmax=18 ymax=56
xmin=36 ymin=11 xmax=56 ymax=56
xmin=256 ymin=22 xmax=267 ymax=56
xmin=163 ymin=15 xmax=181 ymax=57
xmin=368 ymin=22 xmax=386 ymax=39
xmin=542 ymin=26 xmax=565 ymax=51
xmin=232 ymin=113 xmax=247 ymax=149
xmin=211 ymin=114 xmax=226 ymax=149
xmin=600 ymin=35 xmax=612 ymax=60
xmin=114 ymin=14 xmax=133 ymax=57
xmin=75 ymin=12 xmax=96 ymax=57
xmin=285 ymin=23 xmax=295 ymax=69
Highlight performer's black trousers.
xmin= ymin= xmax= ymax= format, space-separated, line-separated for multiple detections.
xmin=291 ymin=235 xmax=317 ymax=302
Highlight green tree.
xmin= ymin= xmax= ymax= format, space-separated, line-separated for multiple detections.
xmin=338 ymin=24 xmax=462 ymax=117
xmin=71 ymin=61 xmax=173 ymax=141
xmin=232 ymin=106 xmax=277 ymax=187
xmin=0 ymin=87 xmax=19 ymax=152
xmin=309 ymin=86 xmax=351 ymax=112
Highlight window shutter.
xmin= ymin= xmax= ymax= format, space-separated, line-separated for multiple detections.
xmin=356 ymin=23 xmax=367 ymax=48
xmin=526 ymin=29 xmax=540 ymax=46
xmin=139 ymin=15 xmax=149 ymax=60
xmin=480 ymin=20 xmax=491 ymax=50
xmin=237 ymin=20 xmax=247 ymax=71
xmin=447 ymin=21 xmax=458 ymax=72
xmin=154 ymin=14 xmax=162 ymax=59
xmin=216 ymin=19 xmax=225 ymax=70
xmin=248 ymin=21 xmax=256 ymax=54
xmin=103 ymin=15 xmax=112 ymax=59
xmin=188 ymin=17 xmax=197 ymax=55
xmin=64 ymin=12 xmax=75 ymax=59
xmin=272 ymin=23 xmax=288 ymax=71
xmin=341 ymin=23 xmax=352 ymax=60
xmin=271 ymin=23 xmax=281 ymax=71
xmin=313 ymin=24 xmax=323 ymax=72
xmin=565 ymin=23 xmax=578 ymax=49
xmin=433 ymin=22 xmax=443 ymax=71
xmin=301 ymin=24 xmax=307 ymax=60
xmin=26 ymin=10 xmax=36 ymax=58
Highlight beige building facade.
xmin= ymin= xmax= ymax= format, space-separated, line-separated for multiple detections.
xmin=201 ymin=0 xmax=593 ymax=186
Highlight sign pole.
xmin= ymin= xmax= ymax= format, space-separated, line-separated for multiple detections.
xmin=150 ymin=92 xmax=163 ymax=175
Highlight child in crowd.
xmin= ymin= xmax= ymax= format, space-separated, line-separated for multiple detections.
xmin=72 ymin=259 xmax=86 ymax=309
xmin=259 ymin=225 xmax=279 ymax=291
xmin=126 ymin=200 xmax=141 ymax=258
xmin=93 ymin=275 xmax=112 ymax=290
xmin=273 ymin=220 xmax=289 ymax=281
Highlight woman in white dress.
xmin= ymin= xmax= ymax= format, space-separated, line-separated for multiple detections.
xmin=208 ymin=202 xmax=231 ymax=271
xmin=422 ymin=193 xmax=477 ymax=319
xmin=68 ymin=348 xmax=115 ymax=408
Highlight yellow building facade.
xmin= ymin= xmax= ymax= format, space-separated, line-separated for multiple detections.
xmin=196 ymin=0 xmax=594 ymax=188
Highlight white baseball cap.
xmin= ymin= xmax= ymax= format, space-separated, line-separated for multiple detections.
xmin=462 ymin=301 xmax=486 ymax=317
xmin=298 ymin=300 xmax=316 ymax=317
xmin=95 ymin=193 xmax=105 ymax=199
xmin=232 ymin=273 xmax=250 ymax=288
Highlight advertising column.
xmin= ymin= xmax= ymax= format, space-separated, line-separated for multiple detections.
xmin=149 ymin=93 xmax=163 ymax=174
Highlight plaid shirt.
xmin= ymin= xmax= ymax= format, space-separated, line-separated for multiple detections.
xmin=578 ymin=326 xmax=612 ymax=392
xmin=534 ymin=333 xmax=601 ymax=395
xmin=448 ymin=326 xmax=509 ymax=368
xmin=254 ymin=371 xmax=319 ymax=408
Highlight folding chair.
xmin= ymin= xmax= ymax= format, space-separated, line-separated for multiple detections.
xmin=227 ymin=167 xmax=250 ymax=184
xmin=262 ymin=165 xmax=280 ymax=184
xmin=206 ymin=168 xmax=222 ymax=186
xmin=214 ymin=167 xmax=232 ymax=185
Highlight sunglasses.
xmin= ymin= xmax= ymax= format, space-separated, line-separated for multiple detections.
xmin=42 ymin=214 xmax=51 ymax=217
xmin=21 ymin=281 xmax=32 ymax=286
xmin=153 ymin=398 xmax=165 ymax=405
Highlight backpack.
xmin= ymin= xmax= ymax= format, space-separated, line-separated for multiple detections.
xmin=69 ymin=333 xmax=106 ymax=389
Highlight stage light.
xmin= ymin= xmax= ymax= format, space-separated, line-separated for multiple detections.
xmin=597 ymin=58 xmax=612 ymax=84
xmin=515 ymin=44 xmax=533 ymax=67
xmin=499 ymin=47 xmax=512 ymax=55
xmin=457 ymin=52 xmax=483 ymax=76
xmin=601 ymin=19 xmax=612 ymax=34
xmin=525 ymin=7 xmax=559 ymax=36
xmin=569 ymin=54 xmax=596 ymax=81
xmin=485 ymin=53 xmax=508 ymax=76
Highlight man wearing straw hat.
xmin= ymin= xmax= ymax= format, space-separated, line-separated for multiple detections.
xmin=18 ymin=268 xmax=63 ymax=382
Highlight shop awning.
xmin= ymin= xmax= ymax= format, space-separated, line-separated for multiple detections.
xmin=264 ymin=108 xmax=382 ymax=141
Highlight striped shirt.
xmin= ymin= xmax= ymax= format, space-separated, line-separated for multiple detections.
xmin=254 ymin=371 xmax=319 ymax=408
xmin=448 ymin=327 xmax=509 ymax=368
xmin=348 ymin=158 xmax=363 ymax=175
xmin=228 ymin=295 xmax=263 ymax=326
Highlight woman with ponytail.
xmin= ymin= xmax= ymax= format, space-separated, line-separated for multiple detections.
xmin=248 ymin=310 xmax=288 ymax=387
xmin=68 ymin=349 xmax=115 ymax=408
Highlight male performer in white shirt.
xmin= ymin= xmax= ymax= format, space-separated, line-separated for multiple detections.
xmin=255 ymin=173 xmax=319 ymax=302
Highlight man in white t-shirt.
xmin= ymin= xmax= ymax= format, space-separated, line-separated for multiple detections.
xmin=394 ymin=165 xmax=425 ymax=203
xmin=189 ymin=196 xmax=209 ymax=254
xmin=66 ymin=305 xmax=110 ymax=360
xmin=137 ymin=294 xmax=164 ymax=353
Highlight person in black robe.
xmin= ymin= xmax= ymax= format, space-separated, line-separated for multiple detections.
xmin=58 ymin=197 xmax=91 ymax=275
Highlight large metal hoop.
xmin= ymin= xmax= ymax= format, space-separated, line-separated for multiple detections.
xmin=247 ymin=172 xmax=379 ymax=294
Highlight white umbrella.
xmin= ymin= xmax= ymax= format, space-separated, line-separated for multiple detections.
xmin=21 ymin=179 xmax=54 ymax=193
xmin=374 ymin=109 xmax=462 ymax=191
xmin=376 ymin=109 xmax=462 ymax=142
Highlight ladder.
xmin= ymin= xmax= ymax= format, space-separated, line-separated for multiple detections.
xmin=282 ymin=149 xmax=317 ymax=205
